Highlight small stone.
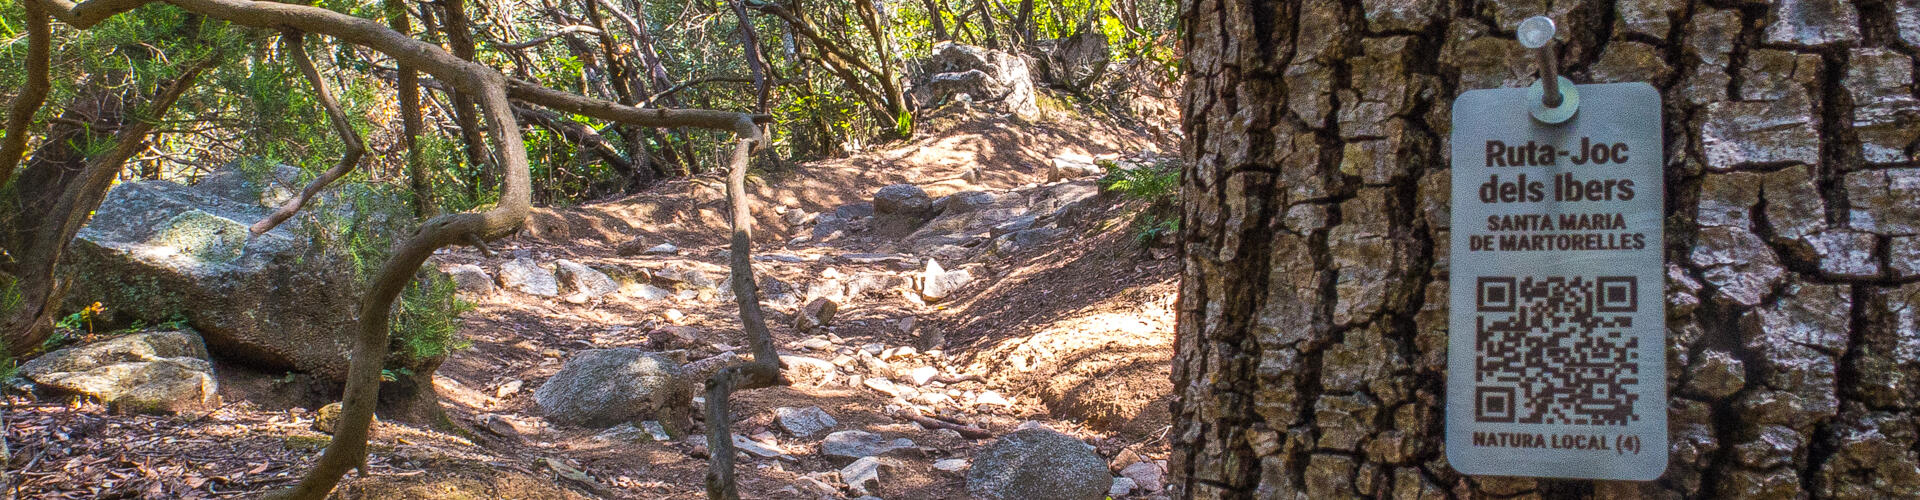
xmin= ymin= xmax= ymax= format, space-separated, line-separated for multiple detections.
xmin=555 ymin=259 xmax=620 ymax=298
xmin=731 ymin=434 xmax=784 ymax=458
xmin=1110 ymin=476 xmax=1138 ymax=496
xmin=642 ymin=243 xmax=679 ymax=255
xmin=615 ymin=238 xmax=649 ymax=256
xmin=800 ymin=337 xmax=833 ymax=351
xmin=918 ymin=259 xmax=977 ymax=302
xmin=976 ymin=390 xmax=1011 ymax=407
xmin=594 ymin=422 xmax=647 ymax=443
xmin=779 ymin=355 xmax=838 ymax=386
xmin=821 ymin=430 xmax=914 ymax=463
xmin=313 ymin=402 xmax=344 ymax=434
xmin=795 ymin=297 xmax=839 ymax=333
xmin=881 ymin=346 xmax=918 ymax=360
xmin=445 ymin=264 xmax=496 ymax=294
xmin=642 ymin=420 xmax=672 ymax=441
xmin=625 ymin=283 xmax=672 ymax=301
xmin=908 ymin=366 xmax=941 ymax=386
xmin=664 ymin=309 xmax=686 ymax=323
xmin=1121 ymin=461 xmax=1164 ymax=492
xmin=934 ymin=458 xmax=969 ymax=472
xmin=864 ymin=377 xmax=904 ymax=397
xmin=840 ymin=456 xmax=898 ymax=497
xmin=775 ymin=406 xmax=838 ymax=438
xmin=495 ymin=379 xmax=524 ymax=398
xmin=496 ymin=257 xmax=559 ymax=297
xmin=874 ymin=184 xmax=934 ymax=219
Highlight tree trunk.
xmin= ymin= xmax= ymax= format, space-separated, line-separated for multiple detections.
xmin=1170 ymin=0 xmax=1920 ymax=498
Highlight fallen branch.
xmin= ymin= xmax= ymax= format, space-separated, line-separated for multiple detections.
xmin=896 ymin=408 xmax=993 ymax=439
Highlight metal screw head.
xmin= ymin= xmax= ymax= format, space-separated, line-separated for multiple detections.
xmin=1518 ymin=16 xmax=1556 ymax=49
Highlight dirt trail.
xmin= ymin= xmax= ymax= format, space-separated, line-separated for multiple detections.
xmin=5 ymin=106 xmax=1180 ymax=499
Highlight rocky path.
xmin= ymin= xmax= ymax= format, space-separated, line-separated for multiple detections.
xmin=419 ymin=156 xmax=1176 ymax=499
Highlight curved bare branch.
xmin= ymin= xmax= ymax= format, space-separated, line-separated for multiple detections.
xmin=0 ymin=0 xmax=51 ymax=187
xmin=703 ymin=136 xmax=782 ymax=500
xmin=249 ymin=31 xmax=368 ymax=235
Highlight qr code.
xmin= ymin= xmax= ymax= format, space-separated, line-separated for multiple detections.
xmin=1473 ymin=276 xmax=1640 ymax=426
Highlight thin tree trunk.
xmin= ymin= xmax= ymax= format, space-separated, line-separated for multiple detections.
xmin=1171 ymin=0 xmax=1920 ymax=498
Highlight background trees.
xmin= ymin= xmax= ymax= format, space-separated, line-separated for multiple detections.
xmin=0 ymin=0 xmax=1178 ymax=497
xmin=1170 ymin=0 xmax=1920 ymax=498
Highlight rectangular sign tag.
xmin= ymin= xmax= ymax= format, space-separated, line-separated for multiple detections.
xmin=1446 ymin=82 xmax=1666 ymax=481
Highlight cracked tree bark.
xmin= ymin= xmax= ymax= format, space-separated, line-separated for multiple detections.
xmin=1171 ymin=0 xmax=1920 ymax=498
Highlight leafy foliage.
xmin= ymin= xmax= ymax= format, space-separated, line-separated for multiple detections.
xmin=391 ymin=271 xmax=475 ymax=365
xmin=1098 ymin=158 xmax=1182 ymax=245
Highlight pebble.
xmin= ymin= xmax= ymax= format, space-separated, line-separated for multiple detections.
xmin=934 ymin=458 xmax=969 ymax=472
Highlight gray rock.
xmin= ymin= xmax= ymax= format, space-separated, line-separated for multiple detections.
xmin=776 ymin=406 xmax=838 ymax=437
xmin=20 ymin=330 xmax=218 ymax=414
xmin=911 ymin=42 xmax=1040 ymax=119
xmin=63 ymin=171 xmax=407 ymax=381
xmin=642 ymin=243 xmax=679 ymax=255
xmin=990 ymin=215 xmax=1039 ymax=237
xmin=821 ymin=430 xmax=914 ymax=463
xmin=874 ymin=184 xmax=934 ymax=219
xmin=993 ymin=227 xmax=1066 ymax=255
xmin=652 ymin=262 xmax=721 ymax=290
xmin=625 ymin=283 xmax=673 ymax=301
xmin=1032 ymin=180 xmax=1104 ymax=222
xmin=732 ymin=434 xmax=784 ymax=458
xmin=533 ymin=348 xmax=689 ymax=428
xmin=498 ymin=257 xmax=559 ymax=297
xmin=1121 ymin=461 xmax=1164 ymax=492
xmin=918 ymin=260 xmax=976 ymax=302
xmin=795 ymin=297 xmax=839 ymax=333
xmin=1109 ymin=476 xmax=1137 ymax=496
xmin=614 ymin=238 xmax=650 ymax=256
xmin=834 ymin=202 xmax=876 ymax=220
xmin=846 ymin=272 xmax=910 ymax=297
xmin=779 ymin=355 xmax=839 ymax=386
xmin=942 ymin=191 xmax=998 ymax=213
xmin=966 ymin=428 xmax=1111 ymax=500
xmin=841 ymin=456 xmax=898 ymax=497
xmin=444 ymin=264 xmax=496 ymax=294
xmin=1050 ymin=153 xmax=1104 ymax=181
xmin=555 ymin=259 xmax=619 ymax=298
xmin=934 ymin=458 xmax=969 ymax=472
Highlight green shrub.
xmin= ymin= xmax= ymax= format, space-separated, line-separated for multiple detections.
xmin=1098 ymin=158 xmax=1181 ymax=208
xmin=1099 ymin=159 xmax=1183 ymax=245
xmin=390 ymin=271 xmax=474 ymax=365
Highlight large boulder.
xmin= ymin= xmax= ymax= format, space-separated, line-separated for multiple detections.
xmin=19 ymin=330 xmax=218 ymax=414
xmin=965 ymin=428 xmax=1111 ymax=500
xmin=63 ymin=165 xmax=409 ymax=381
xmin=534 ymin=349 xmax=690 ymax=428
xmin=911 ymin=42 xmax=1041 ymax=119
xmin=874 ymin=184 xmax=934 ymax=220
